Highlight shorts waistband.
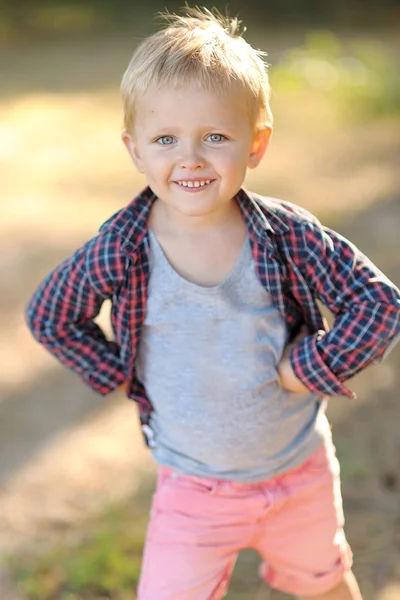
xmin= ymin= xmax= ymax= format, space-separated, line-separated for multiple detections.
xmin=157 ymin=445 xmax=325 ymax=490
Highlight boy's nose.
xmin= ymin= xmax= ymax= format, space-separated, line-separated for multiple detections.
xmin=179 ymin=145 xmax=205 ymax=169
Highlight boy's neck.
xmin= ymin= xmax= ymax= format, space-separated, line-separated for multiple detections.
xmin=150 ymin=197 xmax=244 ymax=235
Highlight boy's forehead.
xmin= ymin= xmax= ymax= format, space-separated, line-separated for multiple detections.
xmin=135 ymin=84 xmax=250 ymax=125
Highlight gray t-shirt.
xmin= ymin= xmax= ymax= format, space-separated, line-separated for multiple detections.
xmin=136 ymin=230 xmax=330 ymax=482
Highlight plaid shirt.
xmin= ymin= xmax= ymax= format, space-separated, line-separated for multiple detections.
xmin=26 ymin=187 xmax=400 ymax=440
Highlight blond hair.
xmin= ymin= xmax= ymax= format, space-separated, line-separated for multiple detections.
xmin=120 ymin=6 xmax=273 ymax=133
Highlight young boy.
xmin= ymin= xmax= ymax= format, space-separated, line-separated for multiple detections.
xmin=26 ymin=7 xmax=400 ymax=600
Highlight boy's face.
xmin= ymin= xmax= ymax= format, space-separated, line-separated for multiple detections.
xmin=122 ymin=85 xmax=271 ymax=222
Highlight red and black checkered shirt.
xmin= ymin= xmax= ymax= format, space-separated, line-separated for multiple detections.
xmin=26 ymin=187 xmax=400 ymax=436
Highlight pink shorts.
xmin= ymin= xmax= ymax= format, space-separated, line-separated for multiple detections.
xmin=138 ymin=439 xmax=353 ymax=599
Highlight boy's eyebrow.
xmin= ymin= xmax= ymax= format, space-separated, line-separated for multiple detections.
xmin=144 ymin=121 xmax=239 ymax=133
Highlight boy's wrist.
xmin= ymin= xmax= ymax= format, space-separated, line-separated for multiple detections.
xmin=277 ymin=357 xmax=309 ymax=393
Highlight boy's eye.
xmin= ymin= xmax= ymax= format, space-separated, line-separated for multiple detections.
xmin=207 ymin=134 xmax=226 ymax=143
xmin=156 ymin=136 xmax=175 ymax=145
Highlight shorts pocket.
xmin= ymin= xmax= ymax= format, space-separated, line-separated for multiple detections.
xmin=164 ymin=473 xmax=219 ymax=495
xmin=153 ymin=469 xmax=219 ymax=517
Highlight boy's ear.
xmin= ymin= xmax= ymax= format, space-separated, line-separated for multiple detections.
xmin=248 ymin=126 xmax=272 ymax=169
xmin=121 ymin=131 xmax=145 ymax=173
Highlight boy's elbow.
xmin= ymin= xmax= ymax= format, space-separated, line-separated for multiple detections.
xmin=25 ymin=306 xmax=43 ymax=343
xmin=393 ymin=297 xmax=400 ymax=337
xmin=25 ymin=298 xmax=38 ymax=336
xmin=25 ymin=299 xmax=54 ymax=344
xmin=390 ymin=297 xmax=400 ymax=337
xmin=380 ymin=298 xmax=400 ymax=360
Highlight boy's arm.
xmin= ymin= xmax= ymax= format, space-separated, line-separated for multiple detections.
xmin=25 ymin=231 xmax=126 ymax=395
xmin=289 ymin=218 xmax=400 ymax=398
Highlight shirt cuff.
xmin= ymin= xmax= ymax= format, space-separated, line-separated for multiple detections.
xmin=83 ymin=343 xmax=127 ymax=395
xmin=290 ymin=331 xmax=356 ymax=399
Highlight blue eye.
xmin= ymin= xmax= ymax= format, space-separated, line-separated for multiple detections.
xmin=207 ymin=134 xmax=226 ymax=143
xmin=156 ymin=136 xmax=175 ymax=145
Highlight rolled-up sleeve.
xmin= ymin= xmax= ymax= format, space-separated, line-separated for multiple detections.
xmin=290 ymin=220 xmax=400 ymax=398
xmin=25 ymin=231 xmax=126 ymax=395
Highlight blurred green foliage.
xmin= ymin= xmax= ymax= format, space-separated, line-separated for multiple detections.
xmin=7 ymin=506 xmax=147 ymax=599
xmin=0 ymin=0 xmax=399 ymax=44
xmin=0 ymin=2 xmax=98 ymax=43
xmin=271 ymin=32 xmax=400 ymax=120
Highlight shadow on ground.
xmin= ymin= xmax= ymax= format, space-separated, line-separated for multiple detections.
xmin=0 ymin=370 xmax=108 ymax=486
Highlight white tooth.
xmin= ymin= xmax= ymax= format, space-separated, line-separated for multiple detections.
xmin=187 ymin=181 xmax=194 ymax=188
xmin=200 ymin=181 xmax=205 ymax=186
xmin=206 ymin=180 xmax=210 ymax=184
xmin=182 ymin=181 xmax=188 ymax=186
xmin=194 ymin=181 xmax=200 ymax=188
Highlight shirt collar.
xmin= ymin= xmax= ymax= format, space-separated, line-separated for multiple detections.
xmin=235 ymin=188 xmax=290 ymax=244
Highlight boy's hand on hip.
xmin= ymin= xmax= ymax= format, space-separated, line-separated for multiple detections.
xmin=277 ymin=326 xmax=310 ymax=393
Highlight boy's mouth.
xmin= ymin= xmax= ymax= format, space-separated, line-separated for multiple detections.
xmin=174 ymin=179 xmax=214 ymax=190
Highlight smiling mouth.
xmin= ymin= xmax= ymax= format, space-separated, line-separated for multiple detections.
xmin=174 ymin=179 xmax=214 ymax=189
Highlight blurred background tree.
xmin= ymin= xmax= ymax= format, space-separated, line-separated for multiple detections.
xmin=1 ymin=0 xmax=400 ymax=43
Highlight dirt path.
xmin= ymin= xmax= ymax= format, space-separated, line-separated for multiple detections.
xmin=0 ymin=381 xmax=154 ymax=597
xmin=0 ymin=390 xmax=153 ymax=556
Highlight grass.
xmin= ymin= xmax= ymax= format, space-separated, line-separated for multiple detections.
xmin=8 ymin=503 xmax=148 ymax=600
